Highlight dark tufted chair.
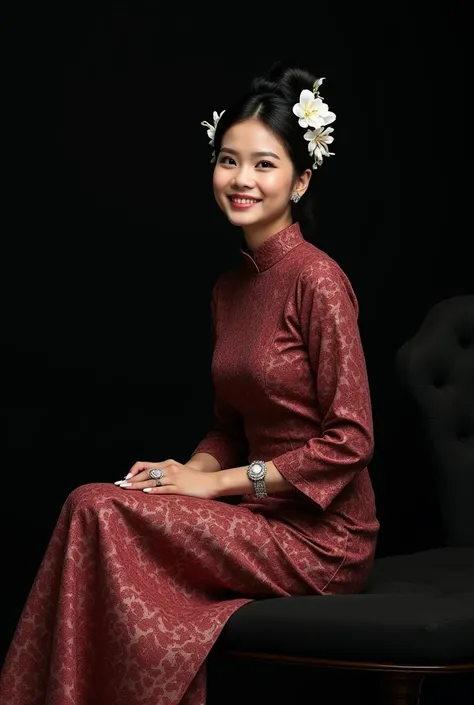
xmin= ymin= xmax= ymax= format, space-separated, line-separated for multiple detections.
xmin=210 ymin=295 xmax=474 ymax=704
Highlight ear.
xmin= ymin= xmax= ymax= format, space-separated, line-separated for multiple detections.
xmin=293 ymin=168 xmax=312 ymax=198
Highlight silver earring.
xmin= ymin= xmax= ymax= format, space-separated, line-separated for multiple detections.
xmin=291 ymin=193 xmax=301 ymax=203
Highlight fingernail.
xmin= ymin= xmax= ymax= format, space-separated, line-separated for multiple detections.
xmin=143 ymin=488 xmax=153 ymax=493
xmin=114 ymin=480 xmax=125 ymax=485
xmin=124 ymin=473 xmax=132 ymax=479
xmin=120 ymin=482 xmax=132 ymax=487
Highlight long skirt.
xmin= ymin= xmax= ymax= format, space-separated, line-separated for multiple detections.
xmin=0 ymin=482 xmax=339 ymax=704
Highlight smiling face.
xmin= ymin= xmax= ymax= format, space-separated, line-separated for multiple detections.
xmin=213 ymin=118 xmax=310 ymax=245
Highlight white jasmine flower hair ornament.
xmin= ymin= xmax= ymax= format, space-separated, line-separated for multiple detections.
xmin=200 ymin=77 xmax=335 ymax=170
xmin=292 ymin=78 xmax=336 ymax=169
xmin=200 ymin=110 xmax=225 ymax=162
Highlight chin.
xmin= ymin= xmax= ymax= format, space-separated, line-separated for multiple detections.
xmin=230 ymin=217 xmax=265 ymax=231
xmin=226 ymin=212 xmax=258 ymax=227
xmin=223 ymin=206 xmax=263 ymax=228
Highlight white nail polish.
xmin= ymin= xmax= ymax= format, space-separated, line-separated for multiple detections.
xmin=124 ymin=473 xmax=133 ymax=479
xmin=143 ymin=488 xmax=153 ymax=493
xmin=114 ymin=481 xmax=125 ymax=485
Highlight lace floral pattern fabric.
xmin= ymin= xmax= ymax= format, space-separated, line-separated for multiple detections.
xmin=0 ymin=222 xmax=379 ymax=704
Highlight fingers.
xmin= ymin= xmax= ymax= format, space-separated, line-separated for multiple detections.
xmin=113 ymin=459 xmax=176 ymax=492
xmin=117 ymin=478 xmax=158 ymax=490
xmin=114 ymin=463 xmax=174 ymax=491
xmin=115 ymin=469 xmax=151 ymax=485
xmin=143 ymin=485 xmax=176 ymax=495
xmin=115 ymin=469 xmax=159 ymax=489
xmin=123 ymin=459 xmax=173 ymax=480
xmin=123 ymin=461 xmax=154 ymax=480
xmin=114 ymin=473 xmax=145 ymax=486
xmin=114 ymin=478 xmax=175 ymax=493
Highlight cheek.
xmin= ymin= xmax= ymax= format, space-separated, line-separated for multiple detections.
xmin=262 ymin=172 xmax=293 ymax=198
xmin=212 ymin=168 xmax=228 ymax=195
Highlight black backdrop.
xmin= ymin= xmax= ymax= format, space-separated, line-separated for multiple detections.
xmin=1 ymin=1 xmax=471 ymax=687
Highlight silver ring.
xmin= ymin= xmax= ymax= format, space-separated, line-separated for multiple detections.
xmin=149 ymin=468 xmax=164 ymax=487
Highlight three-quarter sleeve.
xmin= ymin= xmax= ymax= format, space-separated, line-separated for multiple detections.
xmin=272 ymin=261 xmax=374 ymax=510
xmin=190 ymin=279 xmax=249 ymax=470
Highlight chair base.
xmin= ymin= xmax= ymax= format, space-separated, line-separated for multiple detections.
xmin=377 ymin=672 xmax=423 ymax=705
xmin=222 ymin=651 xmax=474 ymax=705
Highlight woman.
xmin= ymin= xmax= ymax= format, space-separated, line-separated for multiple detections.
xmin=0 ymin=63 xmax=379 ymax=705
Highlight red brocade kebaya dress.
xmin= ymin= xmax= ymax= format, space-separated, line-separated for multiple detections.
xmin=0 ymin=223 xmax=379 ymax=705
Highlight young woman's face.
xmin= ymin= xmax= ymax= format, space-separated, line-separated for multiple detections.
xmin=213 ymin=118 xmax=309 ymax=239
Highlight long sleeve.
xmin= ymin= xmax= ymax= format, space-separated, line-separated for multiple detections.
xmin=190 ymin=279 xmax=249 ymax=470
xmin=272 ymin=261 xmax=374 ymax=510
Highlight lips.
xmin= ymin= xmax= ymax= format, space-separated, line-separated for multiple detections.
xmin=228 ymin=195 xmax=262 ymax=207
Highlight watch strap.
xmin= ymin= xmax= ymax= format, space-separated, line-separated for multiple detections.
xmin=254 ymin=479 xmax=267 ymax=499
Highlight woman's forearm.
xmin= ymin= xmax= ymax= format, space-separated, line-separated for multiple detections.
xmin=185 ymin=452 xmax=222 ymax=473
xmin=214 ymin=461 xmax=292 ymax=496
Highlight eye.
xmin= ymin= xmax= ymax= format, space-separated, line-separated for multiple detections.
xmin=218 ymin=156 xmax=236 ymax=165
xmin=257 ymin=160 xmax=275 ymax=169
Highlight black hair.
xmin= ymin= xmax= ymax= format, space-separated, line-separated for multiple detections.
xmin=213 ymin=62 xmax=327 ymax=240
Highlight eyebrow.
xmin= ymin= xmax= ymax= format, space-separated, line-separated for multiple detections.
xmin=220 ymin=147 xmax=281 ymax=160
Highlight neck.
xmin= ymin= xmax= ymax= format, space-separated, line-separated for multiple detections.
xmin=242 ymin=214 xmax=293 ymax=253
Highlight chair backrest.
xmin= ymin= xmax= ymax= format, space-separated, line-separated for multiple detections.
xmin=396 ymin=294 xmax=474 ymax=547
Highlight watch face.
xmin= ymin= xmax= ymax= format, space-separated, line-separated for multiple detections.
xmin=249 ymin=462 xmax=265 ymax=481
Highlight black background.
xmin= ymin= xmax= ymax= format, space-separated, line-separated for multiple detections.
xmin=2 ymin=3 xmax=472 ymax=701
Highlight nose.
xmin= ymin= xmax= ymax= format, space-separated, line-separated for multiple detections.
xmin=231 ymin=165 xmax=256 ymax=190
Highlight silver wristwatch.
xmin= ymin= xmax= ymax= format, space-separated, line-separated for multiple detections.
xmin=247 ymin=460 xmax=268 ymax=498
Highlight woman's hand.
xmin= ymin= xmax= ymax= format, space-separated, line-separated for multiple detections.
xmin=114 ymin=459 xmax=219 ymax=500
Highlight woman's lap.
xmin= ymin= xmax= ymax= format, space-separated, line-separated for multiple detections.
xmin=66 ymin=482 xmax=322 ymax=598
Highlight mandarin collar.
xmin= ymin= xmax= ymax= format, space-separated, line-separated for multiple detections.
xmin=239 ymin=222 xmax=304 ymax=274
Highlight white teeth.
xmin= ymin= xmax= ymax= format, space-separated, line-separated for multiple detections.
xmin=231 ymin=198 xmax=259 ymax=204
